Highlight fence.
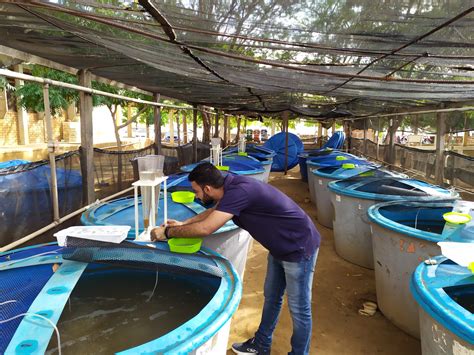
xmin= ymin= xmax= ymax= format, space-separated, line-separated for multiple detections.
xmin=350 ymin=137 xmax=473 ymax=198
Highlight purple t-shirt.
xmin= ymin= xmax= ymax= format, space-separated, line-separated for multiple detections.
xmin=216 ymin=174 xmax=320 ymax=262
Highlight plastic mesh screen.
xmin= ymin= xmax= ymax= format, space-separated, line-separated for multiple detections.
xmin=62 ymin=238 xmax=225 ymax=279
xmin=0 ymin=152 xmax=82 ymax=246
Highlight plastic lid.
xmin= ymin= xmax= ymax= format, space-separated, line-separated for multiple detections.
xmin=342 ymin=163 xmax=355 ymax=169
xmin=336 ymin=156 xmax=347 ymax=161
xmin=216 ymin=165 xmax=230 ymax=171
xmin=238 ymin=152 xmax=248 ymax=156
xmin=443 ymin=212 xmax=472 ymax=225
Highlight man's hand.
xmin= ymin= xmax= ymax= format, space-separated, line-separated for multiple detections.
xmin=165 ymin=219 xmax=183 ymax=227
xmin=150 ymin=226 xmax=166 ymax=242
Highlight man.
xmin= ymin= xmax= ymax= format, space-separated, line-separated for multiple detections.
xmin=151 ymin=162 xmax=320 ymax=355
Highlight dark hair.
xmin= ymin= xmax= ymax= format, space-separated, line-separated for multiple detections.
xmin=188 ymin=162 xmax=225 ymax=188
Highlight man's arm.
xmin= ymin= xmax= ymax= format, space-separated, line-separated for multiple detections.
xmin=182 ymin=207 xmax=215 ymax=225
xmin=151 ymin=210 xmax=233 ymax=241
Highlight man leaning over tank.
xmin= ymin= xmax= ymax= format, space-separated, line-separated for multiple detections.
xmin=151 ymin=162 xmax=320 ymax=355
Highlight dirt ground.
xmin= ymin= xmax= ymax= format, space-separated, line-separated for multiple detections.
xmin=226 ymin=167 xmax=421 ymax=355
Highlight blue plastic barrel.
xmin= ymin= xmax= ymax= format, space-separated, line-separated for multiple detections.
xmin=411 ymin=256 xmax=473 ymax=354
xmin=368 ymin=200 xmax=473 ymax=338
xmin=328 ymin=177 xmax=459 ymax=269
xmin=306 ymin=152 xmax=367 ymax=204
xmin=263 ymin=132 xmax=304 ymax=172
xmin=312 ymin=164 xmax=402 ymax=228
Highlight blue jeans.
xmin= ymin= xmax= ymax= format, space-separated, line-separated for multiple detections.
xmin=254 ymin=249 xmax=318 ymax=355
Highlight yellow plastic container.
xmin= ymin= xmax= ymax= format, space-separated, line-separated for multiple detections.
xmin=342 ymin=163 xmax=355 ymax=169
xmin=171 ymin=191 xmax=195 ymax=204
xmin=237 ymin=152 xmax=248 ymax=156
xmin=336 ymin=156 xmax=347 ymax=161
xmin=216 ymin=165 xmax=230 ymax=171
xmin=442 ymin=212 xmax=472 ymax=225
xmin=168 ymin=238 xmax=202 ymax=254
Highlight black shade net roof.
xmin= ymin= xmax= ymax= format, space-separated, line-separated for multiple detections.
xmin=0 ymin=0 xmax=473 ymax=119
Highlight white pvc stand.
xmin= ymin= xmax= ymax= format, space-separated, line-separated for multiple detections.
xmin=132 ymin=176 xmax=168 ymax=241
xmin=210 ymin=138 xmax=223 ymax=166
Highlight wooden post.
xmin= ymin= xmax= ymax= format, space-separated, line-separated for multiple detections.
xmin=283 ymin=111 xmax=289 ymax=175
xmin=463 ymin=116 xmax=469 ymax=147
xmin=214 ymin=109 xmax=219 ymax=138
xmin=435 ymin=112 xmax=446 ymax=185
xmin=223 ymin=113 xmax=228 ymax=147
xmin=127 ymin=104 xmax=133 ymax=138
xmin=376 ymin=118 xmax=380 ymax=161
xmin=388 ymin=118 xmax=396 ymax=165
xmin=193 ymin=105 xmax=198 ymax=162
xmin=332 ymin=120 xmax=336 ymax=136
xmin=79 ymin=69 xmax=95 ymax=204
xmin=153 ymin=93 xmax=162 ymax=155
xmin=182 ymin=110 xmax=188 ymax=144
xmin=43 ymin=84 xmax=60 ymax=222
xmin=13 ymin=64 xmax=29 ymax=145
xmin=363 ymin=118 xmax=368 ymax=156
xmin=271 ymin=120 xmax=276 ymax=137
xmin=176 ymin=111 xmax=181 ymax=146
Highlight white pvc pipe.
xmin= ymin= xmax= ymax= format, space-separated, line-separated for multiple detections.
xmin=0 ymin=69 xmax=192 ymax=110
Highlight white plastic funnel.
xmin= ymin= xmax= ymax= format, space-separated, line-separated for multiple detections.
xmin=438 ymin=241 xmax=474 ymax=267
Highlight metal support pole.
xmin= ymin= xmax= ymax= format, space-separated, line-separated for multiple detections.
xmin=79 ymin=69 xmax=95 ymax=204
xmin=43 ymin=84 xmax=60 ymax=222
xmin=153 ymin=93 xmax=162 ymax=155
xmin=193 ymin=105 xmax=198 ymax=162
xmin=435 ymin=112 xmax=446 ymax=185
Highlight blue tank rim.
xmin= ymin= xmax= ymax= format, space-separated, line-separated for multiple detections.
xmin=306 ymin=153 xmax=361 ymax=168
xmin=312 ymin=165 xmax=380 ymax=179
xmin=180 ymin=161 xmax=264 ymax=175
xmin=367 ymin=201 xmax=455 ymax=243
xmin=0 ymin=242 xmax=242 ymax=355
xmin=411 ymin=256 xmax=474 ymax=344
xmin=80 ymin=195 xmax=239 ymax=235
xmin=327 ymin=178 xmax=459 ymax=202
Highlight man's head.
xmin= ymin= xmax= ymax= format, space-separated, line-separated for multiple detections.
xmin=188 ymin=162 xmax=225 ymax=204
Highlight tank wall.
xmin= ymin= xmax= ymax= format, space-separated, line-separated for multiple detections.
xmin=315 ymin=176 xmax=334 ymax=228
xmin=307 ymin=165 xmax=316 ymax=204
xmin=191 ymin=319 xmax=231 ymax=355
xmin=262 ymin=163 xmax=271 ymax=183
xmin=203 ymin=229 xmax=252 ymax=279
xmin=371 ymin=223 xmax=441 ymax=339
xmin=331 ymin=193 xmax=375 ymax=268
xmin=419 ymin=307 xmax=473 ymax=355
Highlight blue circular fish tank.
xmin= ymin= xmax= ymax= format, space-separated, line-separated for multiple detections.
xmin=411 ymin=256 xmax=474 ymax=353
xmin=328 ymin=177 xmax=459 ymax=269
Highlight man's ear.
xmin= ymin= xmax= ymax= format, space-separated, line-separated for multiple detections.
xmin=203 ymin=185 xmax=211 ymax=194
